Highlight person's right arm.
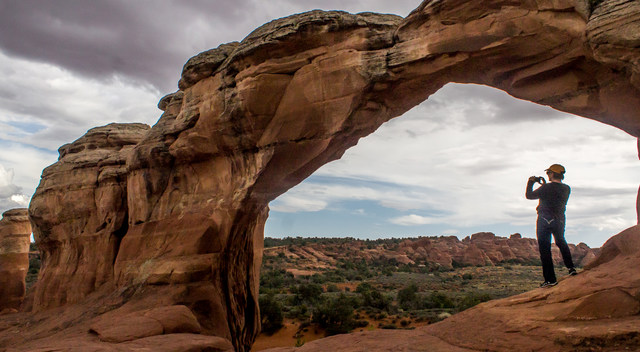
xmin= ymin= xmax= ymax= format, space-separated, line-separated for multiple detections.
xmin=526 ymin=177 xmax=540 ymax=199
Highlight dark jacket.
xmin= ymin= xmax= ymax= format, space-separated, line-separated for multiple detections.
xmin=526 ymin=180 xmax=571 ymax=219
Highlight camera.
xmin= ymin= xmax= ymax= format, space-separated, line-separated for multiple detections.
xmin=534 ymin=176 xmax=546 ymax=184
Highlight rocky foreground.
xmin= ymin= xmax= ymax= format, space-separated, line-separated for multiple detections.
xmin=1 ymin=0 xmax=639 ymax=351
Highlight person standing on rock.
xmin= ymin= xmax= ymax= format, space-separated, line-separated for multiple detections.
xmin=526 ymin=164 xmax=577 ymax=288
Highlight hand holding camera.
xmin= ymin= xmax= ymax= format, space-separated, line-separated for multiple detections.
xmin=529 ymin=176 xmax=546 ymax=184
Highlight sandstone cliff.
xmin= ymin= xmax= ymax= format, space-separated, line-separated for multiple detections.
xmin=29 ymin=123 xmax=149 ymax=310
xmin=0 ymin=209 xmax=31 ymax=312
xmin=0 ymin=0 xmax=638 ymax=351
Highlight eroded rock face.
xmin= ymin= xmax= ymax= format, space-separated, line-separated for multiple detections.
xmin=0 ymin=208 xmax=31 ymax=312
xmin=115 ymin=11 xmax=405 ymax=350
xmin=10 ymin=0 xmax=640 ymax=351
xmin=29 ymin=123 xmax=149 ymax=310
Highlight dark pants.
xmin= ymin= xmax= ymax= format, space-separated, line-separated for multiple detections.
xmin=537 ymin=215 xmax=574 ymax=282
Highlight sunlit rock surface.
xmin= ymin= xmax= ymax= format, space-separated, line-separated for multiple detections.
xmin=2 ymin=0 xmax=639 ymax=351
xmin=29 ymin=123 xmax=149 ymax=310
xmin=0 ymin=208 xmax=31 ymax=312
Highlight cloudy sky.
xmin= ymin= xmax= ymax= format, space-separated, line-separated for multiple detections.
xmin=0 ymin=1 xmax=637 ymax=248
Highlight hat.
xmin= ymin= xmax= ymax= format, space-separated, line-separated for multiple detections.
xmin=545 ymin=164 xmax=566 ymax=174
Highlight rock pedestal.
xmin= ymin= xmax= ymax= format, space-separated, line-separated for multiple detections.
xmin=0 ymin=208 xmax=31 ymax=312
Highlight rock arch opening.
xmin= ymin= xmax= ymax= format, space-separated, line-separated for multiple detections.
xmin=265 ymin=83 xmax=640 ymax=247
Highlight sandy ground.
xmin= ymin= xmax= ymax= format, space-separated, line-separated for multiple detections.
xmin=251 ymin=317 xmax=431 ymax=351
xmin=252 ymin=321 xmax=325 ymax=351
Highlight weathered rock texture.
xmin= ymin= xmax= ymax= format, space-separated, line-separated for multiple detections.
xmin=2 ymin=0 xmax=639 ymax=351
xmin=264 ymin=232 xmax=598 ymax=269
xmin=29 ymin=123 xmax=149 ymax=310
xmin=0 ymin=209 xmax=31 ymax=312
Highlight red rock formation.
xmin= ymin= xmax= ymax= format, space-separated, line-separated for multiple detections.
xmin=262 ymin=234 xmax=596 ymax=286
xmin=0 ymin=208 xmax=31 ymax=312
xmin=29 ymin=123 xmax=149 ymax=310
xmin=90 ymin=305 xmax=203 ymax=343
xmin=2 ymin=0 xmax=639 ymax=351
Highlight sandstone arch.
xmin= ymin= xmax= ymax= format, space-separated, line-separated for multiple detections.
xmin=22 ymin=0 xmax=640 ymax=351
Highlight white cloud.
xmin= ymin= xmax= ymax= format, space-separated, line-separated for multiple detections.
xmin=269 ymin=196 xmax=328 ymax=213
xmin=10 ymin=194 xmax=29 ymax=206
xmin=0 ymin=164 xmax=29 ymax=211
xmin=0 ymin=165 xmax=15 ymax=188
xmin=270 ymin=83 xmax=640 ymax=246
xmin=390 ymin=214 xmax=439 ymax=226
xmin=0 ymin=52 xmax=161 ymax=151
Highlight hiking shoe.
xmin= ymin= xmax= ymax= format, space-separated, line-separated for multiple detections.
xmin=568 ymin=268 xmax=578 ymax=276
xmin=540 ymin=281 xmax=558 ymax=288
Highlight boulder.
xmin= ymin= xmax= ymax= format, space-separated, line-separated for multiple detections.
xmin=90 ymin=305 xmax=202 ymax=343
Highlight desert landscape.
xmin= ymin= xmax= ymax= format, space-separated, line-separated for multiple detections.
xmin=7 ymin=232 xmax=602 ymax=350
xmin=1 ymin=0 xmax=640 ymax=351
xmin=253 ymin=234 xmax=598 ymax=350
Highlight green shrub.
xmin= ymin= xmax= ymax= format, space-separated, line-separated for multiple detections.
xmin=260 ymin=269 xmax=296 ymax=290
xmin=397 ymin=283 xmax=419 ymax=310
xmin=292 ymin=283 xmax=323 ymax=305
xmin=326 ymin=284 xmax=340 ymax=292
xmin=357 ymin=283 xmax=390 ymax=311
xmin=457 ymin=292 xmax=493 ymax=311
xmin=423 ymin=291 xmax=455 ymax=309
xmin=312 ymin=294 xmax=358 ymax=336
xmin=286 ymin=304 xmax=310 ymax=320
xmin=259 ymin=294 xmax=284 ymax=335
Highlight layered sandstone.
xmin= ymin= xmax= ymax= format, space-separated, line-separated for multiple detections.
xmin=0 ymin=208 xmax=31 ymax=312
xmin=118 ymin=4 xmax=640 ymax=348
xmin=29 ymin=123 xmax=149 ymax=310
xmin=114 ymin=11 xmax=405 ymax=350
xmin=1 ymin=0 xmax=638 ymax=351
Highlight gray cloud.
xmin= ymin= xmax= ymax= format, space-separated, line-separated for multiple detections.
xmin=0 ymin=184 xmax=20 ymax=199
xmin=0 ymin=0 xmax=419 ymax=93
xmin=0 ymin=164 xmax=29 ymax=213
xmin=572 ymin=186 xmax=637 ymax=198
xmin=0 ymin=197 xmax=27 ymax=214
xmin=429 ymin=84 xmax=570 ymax=127
xmin=0 ymin=0 xmax=234 ymax=92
